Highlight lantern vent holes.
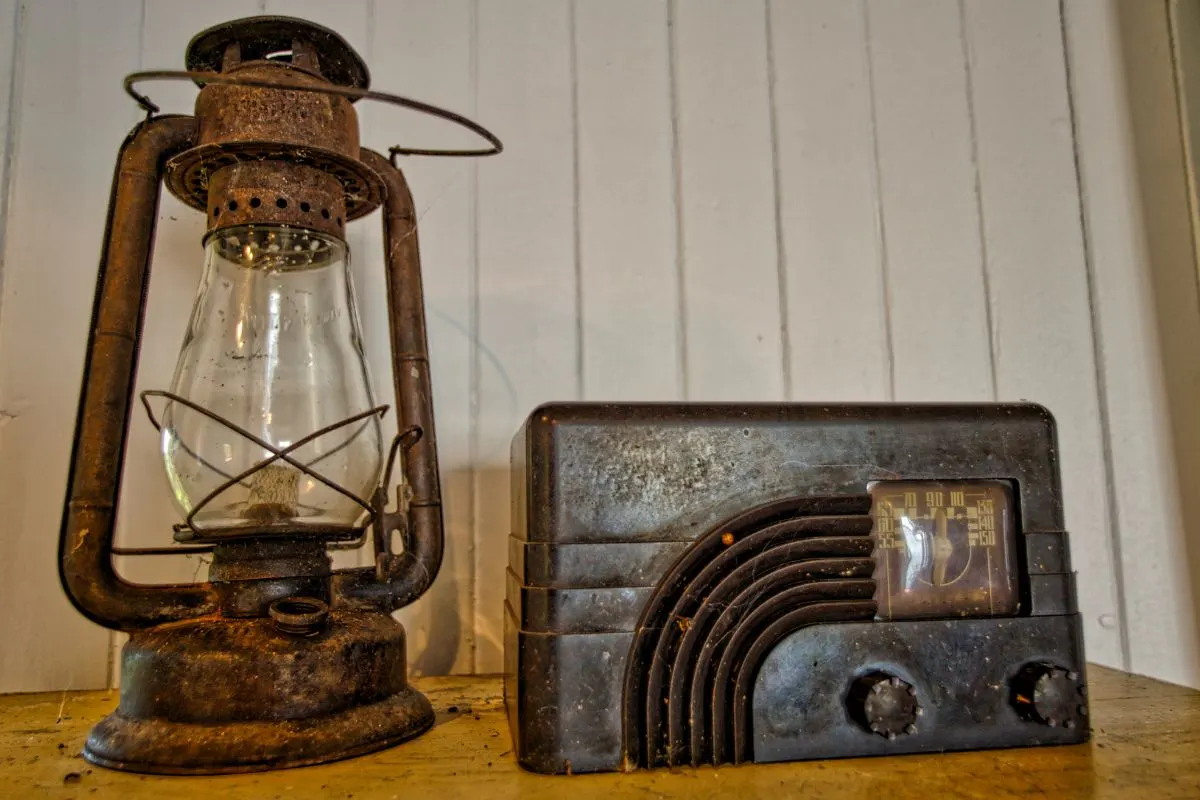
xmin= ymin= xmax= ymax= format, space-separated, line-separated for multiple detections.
xmin=164 ymin=143 xmax=385 ymax=224
xmin=204 ymin=185 xmax=347 ymax=237
xmin=208 ymin=224 xmax=340 ymax=271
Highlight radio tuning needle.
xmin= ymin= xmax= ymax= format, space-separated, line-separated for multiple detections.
xmin=932 ymin=507 xmax=952 ymax=586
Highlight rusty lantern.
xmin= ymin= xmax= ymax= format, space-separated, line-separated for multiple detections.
xmin=58 ymin=16 xmax=500 ymax=774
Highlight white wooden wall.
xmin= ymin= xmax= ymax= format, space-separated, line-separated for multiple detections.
xmin=0 ymin=0 xmax=1197 ymax=692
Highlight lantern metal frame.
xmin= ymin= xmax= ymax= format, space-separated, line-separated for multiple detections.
xmin=56 ymin=16 xmax=500 ymax=774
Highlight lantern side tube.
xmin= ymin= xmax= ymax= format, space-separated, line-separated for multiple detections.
xmin=333 ymin=149 xmax=444 ymax=612
xmin=59 ymin=115 xmax=219 ymax=631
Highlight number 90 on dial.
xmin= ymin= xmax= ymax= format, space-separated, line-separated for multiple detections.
xmin=869 ymin=480 xmax=1018 ymax=620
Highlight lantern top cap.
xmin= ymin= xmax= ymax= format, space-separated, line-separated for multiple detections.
xmin=185 ymin=15 xmax=370 ymax=97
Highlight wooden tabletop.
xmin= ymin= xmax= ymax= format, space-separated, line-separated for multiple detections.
xmin=0 ymin=665 xmax=1196 ymax=798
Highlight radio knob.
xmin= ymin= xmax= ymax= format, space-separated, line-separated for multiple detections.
xmin=849 ymin=673 xmax=921 ymax=739
xmin=1011 ymin=663 xmax=1087 ymax=728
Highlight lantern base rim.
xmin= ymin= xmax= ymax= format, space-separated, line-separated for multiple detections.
xmin=82 ymin=682 xmax=434 ymax=775
xmin=82 ymin=609 xmax=434 ymax=774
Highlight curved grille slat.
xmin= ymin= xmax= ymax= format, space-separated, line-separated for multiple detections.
xmin=680 ymin=558 xmax=875 ymax=765
xmin=643 ymin=531 xmax=870 ymax=764
xmin=728 ymin=598 xmax=877 ymax=763
xmin=621 ymin=495 xmax=877 ymax=768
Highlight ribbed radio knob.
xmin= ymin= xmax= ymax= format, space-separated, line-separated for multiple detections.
xmin=848 ymin=673 xmax=921 ymax=739
xmin=1011 ymin=663 xmax=1087 ymax=729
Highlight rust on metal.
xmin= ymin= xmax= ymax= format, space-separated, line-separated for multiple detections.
xmin=83 ymin=611 xmax=434 ymax=775
xmin=202 ymin=160 xmax=349 ymax=238
xmin=58 ymin=14 xmax=499 ymax=775
xmin=58 ymin=113 xmax=219 ymax=632
xmin=163 ymin=28 xmax=382 ymax=238
xmin=192 ymin=62 xmax=360 ymax=156
xmin=332 ymin=150 xmax=445 ymax=611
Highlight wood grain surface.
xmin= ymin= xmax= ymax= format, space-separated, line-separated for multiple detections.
xmin=0 ymin=665 xmax=1195 ymax=798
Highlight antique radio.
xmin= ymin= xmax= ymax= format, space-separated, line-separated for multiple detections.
xmin=504 ymin=403 xmax=1087 ymax=773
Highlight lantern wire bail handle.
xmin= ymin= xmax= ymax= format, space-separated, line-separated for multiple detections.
xmin=122 ymin=69 xmax=503 ymax=158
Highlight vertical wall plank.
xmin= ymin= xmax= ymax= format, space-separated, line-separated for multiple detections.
xmin=769 ymin=0 xmax=889 ymax=401
xmin=0 ymin=0 xmax=145 ymax=692
xmin=964 ymin=0 xmax=1123 ymax=667
xmin=867 ymin=0 xmax=993 ymax=401
xmin=1065 ymin=0 xmax=1200 ymax=686
xmin=1165 ymin=0 xmax=1200 ymax=691
xmin=1123 ymin=0 xmax=1200 ymax=687
xmin=370 ymin=0 xmax=476 ymax=676
xmin=673 ymin=0 xmax=783 ymax=401
xmin=0 ymin=0 xmax=20 ymax=688
xmin=575 ymin=0 xmax=679 ymax=401
xmin=474 ymin=0 xmax=577 ymax=671
xmin=0 ymin=0 xmax=17 ymax=240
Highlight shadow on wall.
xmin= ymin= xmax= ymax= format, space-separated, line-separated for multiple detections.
xmin=407 ymin=565 xmax=464 ymax=678
xmin=472 ymin=465 xmax=513 ymax=672
xmin=408 ymin=463 xmax=515 ymax=677
xmin=414 ymin=464 xmax=483 ymax=677
xmin=1117 ymin=0 xmax=1200 ymax=684
xmin=406 ymin=466 xmax=471 ymax=678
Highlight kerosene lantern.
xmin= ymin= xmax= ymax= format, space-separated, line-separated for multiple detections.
xmin=58 ymin=16 xmax=499 ymax=774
